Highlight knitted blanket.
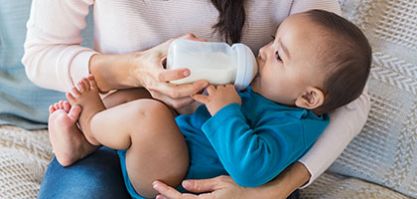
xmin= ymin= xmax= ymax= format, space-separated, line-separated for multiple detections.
xmin=0 ymin=126 xmax=51 ymax=198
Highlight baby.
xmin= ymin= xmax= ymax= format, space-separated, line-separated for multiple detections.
xmin=49 ymin=9 xmax=371 ymax=198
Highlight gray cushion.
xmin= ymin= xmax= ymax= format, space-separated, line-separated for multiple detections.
xmin=328 ymin=0 xmax=417 ymax=198
xmin=302 ymin=172 xmax=411 ymax=199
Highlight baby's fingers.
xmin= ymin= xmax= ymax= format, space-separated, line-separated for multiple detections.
xmin=192 ymin=94 xmax=209 ymax=104
xmin=206 ymin=85 xmax=216 ymax=96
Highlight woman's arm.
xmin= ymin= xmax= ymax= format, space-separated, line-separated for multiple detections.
xmin=21 ymin=0 xmax=187 ymax=92
xmin=89 ymin=36 xmax=208 ymax=109
xmin=254 ymin=162 xmax=311 ymax=198
xmin=298 ymin=91 xmax=370 ymax=187
xmin=22 ymin=0 xmax=207 ymax=109
xmin=22 ymin=0 xmax=96 ymax=92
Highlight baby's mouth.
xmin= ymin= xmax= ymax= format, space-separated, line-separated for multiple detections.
xmin=254 ymin=72 xmax=260 ymax=80
xmin=252 ymin=72 xmax=261 ymax=87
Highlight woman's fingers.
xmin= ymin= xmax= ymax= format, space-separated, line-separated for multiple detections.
xmin=206 ymin=85 xmax=216 ymax=96
xmin=192 ymin=94 xmax=209 ymax=104
xmin=179 ymin=33 xmax=197 ymax=41
xmin=158 ymin=68 xmax=190 ymax=82
xmin=168 ymin=97 xmax=194 ymax=110
xmin=149 ymin=81 xmax=208 ymax=99
xmin=181 ymin=176 xmax=227 ymax=193
xmin=130 ymin=33 xmax=206 ymax=90
xmin=138 ymin=34 xmax=212 ymax=110
xmin=153 ymin=181 xmax=212 ymax=199
xmin=180 ymin=33 xmax=208 ymax=42
xmin=153 ymin=176 xmax=235 ymax=199
xmin=156 ymin=195 xmax=168 ymax=199
xmin=154 ymin=38 xmax=176 ymax=55
xmin=153 ymin=181 xmax=183 ymax=199
xmin=149 ymin=90 xmax=194 ymax=109
xmin=156 ymin=33 xmax=205 ymax=59
xmin=174 ymin=80 xmax=209 ymax=97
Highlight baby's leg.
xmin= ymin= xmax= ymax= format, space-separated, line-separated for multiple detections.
xmin=102 ymin=87 xmax=152 ymax=109
xmin=69 ymin=76 xmax=189 ymax=198
xmin=48 ymin=87 xmax=151 ymax=166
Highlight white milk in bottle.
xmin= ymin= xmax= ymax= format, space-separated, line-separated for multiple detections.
xmin=166 ymin=39 xmax=258 ymax=90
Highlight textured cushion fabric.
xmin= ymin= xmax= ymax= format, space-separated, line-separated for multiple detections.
xmin=0 ymin=126 xmax=51 ymax=198
xmin=302 ymin=173 xmax=411 ymax=199
xmin=0 ymin=0 xmax=93 ymax=130
xmin=326 ymin=0 xmax=417 ymax=198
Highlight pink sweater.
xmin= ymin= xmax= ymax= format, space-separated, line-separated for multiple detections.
xmin=22 ymin=0 xmax=370 ymax=188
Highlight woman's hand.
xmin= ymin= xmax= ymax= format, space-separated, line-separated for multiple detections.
xmin=131 ymin=33 xmax=210 ymax=110
xmin=90 ymin=33 xmax=209 ymax=110
xmin=152 ymin=162 xmax=311 ymax=199
xmin=152 ymin=175 xmax=254 ymax=199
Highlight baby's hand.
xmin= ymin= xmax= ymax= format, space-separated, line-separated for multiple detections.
xmin=192 ymin=84 xmax=241 ymax=116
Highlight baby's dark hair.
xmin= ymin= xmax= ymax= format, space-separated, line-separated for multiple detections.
xmin=304 ymin=9 xmax=372 ymax=113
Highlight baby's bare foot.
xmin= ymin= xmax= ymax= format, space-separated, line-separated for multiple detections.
xmin=48 ymin=100 xmax=97 ymax=166
xmin=67 ymin=75 xmax=106 ymax=146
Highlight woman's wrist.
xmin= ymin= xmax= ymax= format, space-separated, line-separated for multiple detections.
xmin=252 ymin=162 xmax=311 ymax=199
xmin=89 ymin=53 xmax=143 ymax=92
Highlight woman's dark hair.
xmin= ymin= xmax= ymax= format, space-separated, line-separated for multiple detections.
xmin=305 ymin=9 xmax=372 ymax=113
xmin=210 ymin=0 xmax=246 ymax=43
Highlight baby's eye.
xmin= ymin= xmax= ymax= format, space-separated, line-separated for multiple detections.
xmin=271 ymin=35 xmax=276 ymax=40
xmin=275 ymin=51 xmax=282 ymax=62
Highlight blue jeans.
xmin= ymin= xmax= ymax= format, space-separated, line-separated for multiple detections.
xmin=38 ymin=147 xmax=131 ymax=199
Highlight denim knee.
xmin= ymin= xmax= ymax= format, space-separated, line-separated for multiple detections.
xmin=38 ymin=147 xmax=130 ymax=199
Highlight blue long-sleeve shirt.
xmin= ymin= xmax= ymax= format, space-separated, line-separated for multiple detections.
xmin=177 ymin=87 xmax=329 ymax=187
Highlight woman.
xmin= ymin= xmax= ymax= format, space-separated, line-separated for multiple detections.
xmin=23 ymin=0 xmax=370 ymax=198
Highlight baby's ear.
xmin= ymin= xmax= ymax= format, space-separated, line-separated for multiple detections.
xmin=294 ymin=87 xmax=324 ymax=110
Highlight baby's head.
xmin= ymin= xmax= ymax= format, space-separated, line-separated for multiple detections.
xmin=252 ymin=9 xmax=371 ymax=114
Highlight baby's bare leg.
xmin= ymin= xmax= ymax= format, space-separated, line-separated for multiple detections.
xmin=92 ymin=100 xmax=188 ymax=198
xmin=69 ymin=76 xmax=189 ymax=198
xmin=48 ymin=87 xmax=151 ymax=166
xmin=102 ymin=87 xmax=152 ymax=109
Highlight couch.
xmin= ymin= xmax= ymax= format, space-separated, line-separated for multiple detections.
xmin=0 ymin=0 xmax=416 ymax=198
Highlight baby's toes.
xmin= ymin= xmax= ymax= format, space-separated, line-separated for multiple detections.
xmin=63 ymin=101 xmax=71 ymax=112
xmin=58 ymin=100 xmax=65 ymax=109
xmin=53 ymin=103 xmax=60 ymax=111
xmin=87 ymin=75 xmax=98 ymax=90
xmin=67 ymin=105 xmax=82 ymax=121
xmin=70 ymin=87 xmax=81 ymax=98
xmin=49 ymin=102 xmax=61 ymax=113
xmin=66 ymin=92 xmax=76 ymax=104
xmin=82 ymin=78 xmax=91 ymax=92
xmin=77 ymin=80 xmax=87 ymax=93
xmin=49 ymin=105 xmax=56 ymax=114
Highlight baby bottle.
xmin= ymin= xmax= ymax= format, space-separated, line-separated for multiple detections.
xmin=166 ymin=39 xmax=258 ymax=90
